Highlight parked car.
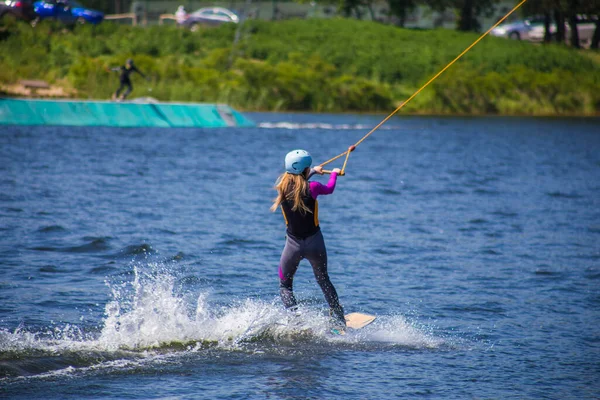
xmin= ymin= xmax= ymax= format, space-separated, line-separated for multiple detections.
xmin=490 ymin=17 xmax=545 ymax=40
xmin=180 ymin=7 xmax=239 ymax=31
xmin=0 ymin=0 xmax=37 ymax=22
xmin=33 ymin=0 xmax=103 ymax=25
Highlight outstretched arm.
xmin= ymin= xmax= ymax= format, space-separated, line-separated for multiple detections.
xmin=307 ymin=165 xmax=327 ymax=180
xmin=309 ymin=171 xmax=338 ymax=199
xmin=134 ymin=66 xmax=146 ymax=79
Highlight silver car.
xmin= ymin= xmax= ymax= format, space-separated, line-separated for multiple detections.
xmin=490 ymin=17 xmax=545 ymax=40
xmin=181 ymin=7 xmax=239 ymax=31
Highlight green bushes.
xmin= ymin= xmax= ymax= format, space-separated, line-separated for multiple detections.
xmin=0 ymin=18 xmax=598 ymax=115
xmin=431 ymin=65 xmax=599 ymax=115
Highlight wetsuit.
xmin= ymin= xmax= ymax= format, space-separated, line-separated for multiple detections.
xmin=278 ymin=170 xmax=345 ymax=326
xmin=112 ymin=65 xmax=145 ymax=100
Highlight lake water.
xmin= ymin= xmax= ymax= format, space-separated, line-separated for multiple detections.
xmin=1 ymin=113 xmax=599 ymax=399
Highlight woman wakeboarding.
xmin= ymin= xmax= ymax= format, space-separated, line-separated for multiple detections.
xmin=271 ymin=149 xmax=346 ymax=329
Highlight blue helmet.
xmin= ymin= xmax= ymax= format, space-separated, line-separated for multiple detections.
xmin=285 ymin=149 xmax=312 ymax=175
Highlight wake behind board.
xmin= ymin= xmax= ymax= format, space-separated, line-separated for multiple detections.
xmin=331 ymin=312 xmax=376 ymax=335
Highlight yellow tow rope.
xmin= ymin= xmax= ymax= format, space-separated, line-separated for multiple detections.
xmin=321 ymin=0 xmax=529 ymax=175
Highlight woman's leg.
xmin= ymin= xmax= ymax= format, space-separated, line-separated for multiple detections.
xmin=305 ymin=231 xmax=345 ymax=325
xmin=278 ymin=235 xmax=303 ymax=310
xmin=114 ymin=81 xmax=126 ymax=98
xmin=121 ymin=81 xmax=133 ymax=99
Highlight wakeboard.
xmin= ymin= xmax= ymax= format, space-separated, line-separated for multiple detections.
xmin=331 ymin=312 xmax=376 ymax=335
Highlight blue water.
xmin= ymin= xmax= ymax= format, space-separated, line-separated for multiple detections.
xmin=1 ymin=114 xmax=599 ymax=399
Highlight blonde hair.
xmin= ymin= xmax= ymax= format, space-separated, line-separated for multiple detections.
xmin=270 ymin=171 xmax=312 ymax=215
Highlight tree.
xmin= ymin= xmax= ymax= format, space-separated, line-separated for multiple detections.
xmin=594 ymin=18 xmax=600 ymax=49
xmin=553 ymin=1 xmax=567 ymax=43
xmin=566 ymin=0 xmax=580 ymax=48
xmin=422 ymin=0 xmax=499 ymax=32
xmin=304 ymin=0 xmax=362 ymax=19
xmin=387 ymin=0 xmax=418 ymax=27
xmin=522 ymin=0 xmax=553 ymax=42
xmin=457 ymin=0 xmax=476 ymax=31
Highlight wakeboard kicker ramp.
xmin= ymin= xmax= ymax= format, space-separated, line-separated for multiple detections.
xmin=0 ymin=98 xmax=255 ymax=128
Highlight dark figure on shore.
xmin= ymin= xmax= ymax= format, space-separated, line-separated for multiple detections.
xmin=109 ymin=59 xmax=147 ymax=101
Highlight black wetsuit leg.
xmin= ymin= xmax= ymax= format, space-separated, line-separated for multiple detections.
xmin=304 ymin=231 xmax=345 ymax=324
xmin=120 ymin=78 xmax=133 ymax=99
xmin=278 ymin=231 xmax=345 ymax=324
xmin=278 ymin=235 xmax=303 ymax=310
xmin=114 ymin=82 xmax=126 ymax=98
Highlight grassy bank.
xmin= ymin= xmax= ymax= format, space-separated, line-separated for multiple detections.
xmin=1 ymin=18 xmax=599 ymax=115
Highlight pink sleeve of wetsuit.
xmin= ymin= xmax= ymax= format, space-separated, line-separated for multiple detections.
xmin=309 ymin=172 xmax=338 ymax=199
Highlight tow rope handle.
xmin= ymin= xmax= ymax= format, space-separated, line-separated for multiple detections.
xmin=322 ymin=145 xmax=355 ymax=176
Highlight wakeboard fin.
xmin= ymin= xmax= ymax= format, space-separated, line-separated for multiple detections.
xmin=330 ymin=328 xmax=346 ymax=336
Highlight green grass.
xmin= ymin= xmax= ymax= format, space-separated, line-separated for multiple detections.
xmin=1 ymin=18 xmax=598 ymax=115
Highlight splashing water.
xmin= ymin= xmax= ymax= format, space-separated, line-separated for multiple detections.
xmin=0 ymin=262 xmax=441 ymax=380
xmin=258 ymin=122 xmax=401 ymax=130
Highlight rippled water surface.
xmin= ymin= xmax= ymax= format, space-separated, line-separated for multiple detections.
xmin=1 ymin=114 xmax=599 ymax=399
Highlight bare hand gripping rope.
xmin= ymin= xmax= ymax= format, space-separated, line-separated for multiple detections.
xmin=321 ymin=0 xmax=529 ymax=176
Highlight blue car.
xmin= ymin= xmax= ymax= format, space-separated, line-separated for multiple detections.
xmin=33 ymin=0 xmax=103 ymax=25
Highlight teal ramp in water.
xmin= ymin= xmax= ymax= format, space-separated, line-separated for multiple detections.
xmin=0 ymin=98 xmax=255 ymax=128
